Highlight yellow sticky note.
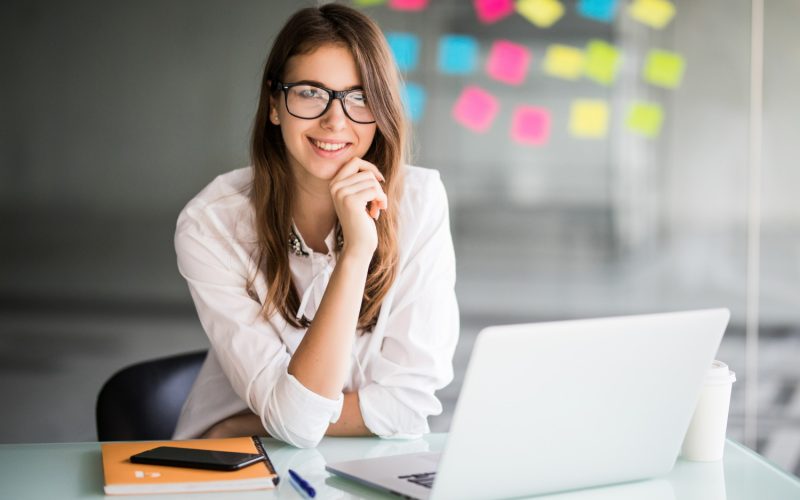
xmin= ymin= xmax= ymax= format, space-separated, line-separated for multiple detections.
xmin=584 ymin=40 xmax=622 ymax=86
xmin=543 ymin=44 xmax=585 ymax=80
xmin=516 ymin=0 xmax=565 ymax=28
xmin=643 ymin=49 xmax=685 ymax=89
xmin=570 ymin=99 xmax=609 ymax=138
xmin=629 ymin=0 xmax=676 ymax=29
xmin=626 ymin=101 xmax=663 ymax=138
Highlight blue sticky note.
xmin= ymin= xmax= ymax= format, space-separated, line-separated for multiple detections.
xmin=438 ymin=35 xmax=479 ymax=75
xmin=577 ymin=0 xmax=618 ymax=22
xmin=402 ymin=82 xmax=426 ymax=122
xmin=386 ymin=32 xmax=420 ymax=72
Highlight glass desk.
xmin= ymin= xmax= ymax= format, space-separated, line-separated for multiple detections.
xmin=0 ymin=434 xmax=797 ymax=499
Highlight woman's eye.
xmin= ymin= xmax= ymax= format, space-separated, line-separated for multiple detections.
xmin=298 ymin=88 xmax=322 ymax=98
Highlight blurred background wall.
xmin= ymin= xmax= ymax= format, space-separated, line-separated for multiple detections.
xmin=1 ymin=0 xmax=798 ymax=474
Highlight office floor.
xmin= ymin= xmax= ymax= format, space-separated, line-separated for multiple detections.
xmin=0 ymin=308 xmax=798 ymax=476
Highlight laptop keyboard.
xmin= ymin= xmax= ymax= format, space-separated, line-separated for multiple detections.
xmin=398 ymin=471 xmax=436 ymax=489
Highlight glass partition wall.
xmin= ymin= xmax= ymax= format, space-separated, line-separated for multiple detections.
xmin=364 ymin=0 xmax=797 ymax=474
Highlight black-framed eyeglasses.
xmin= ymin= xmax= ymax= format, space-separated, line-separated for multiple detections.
xmin=275 ymin=81 xmax=376 ymax=124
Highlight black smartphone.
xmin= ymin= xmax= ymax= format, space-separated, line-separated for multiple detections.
xmin=130 ymin=446 xmax=265 ymax=471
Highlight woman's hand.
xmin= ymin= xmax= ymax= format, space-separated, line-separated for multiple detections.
xmin=329 ymin=158 xmax=387 ymax=261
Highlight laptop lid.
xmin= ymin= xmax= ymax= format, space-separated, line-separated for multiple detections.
xmin=430 ymin=308 xmax=729 ymax=500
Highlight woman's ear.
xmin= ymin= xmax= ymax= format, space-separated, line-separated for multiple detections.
xmin=268 ymin=95 xmax=280 ymax=125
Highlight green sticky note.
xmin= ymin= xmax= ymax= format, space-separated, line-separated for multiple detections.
xmin=354 ymin=0 xmax=387 ymax=6
xmin=543 ymin=44 xmax=585 ymax=80
xmin=584 ymin=40 xmax=622 ymax=85
xmin=626 ymin=101 xmax=663 ymax=137
xmin=643 ymin=49 xmax=685 ymax=89
xmin=570 ymin=99 xmax=609 ymax=138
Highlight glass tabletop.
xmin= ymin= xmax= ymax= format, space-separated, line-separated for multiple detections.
xmin=0 ymin=435 xmax=797 ymax=499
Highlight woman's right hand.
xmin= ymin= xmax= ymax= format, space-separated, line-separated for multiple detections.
xmin=329 ymin=157 xmax=387 ymax=261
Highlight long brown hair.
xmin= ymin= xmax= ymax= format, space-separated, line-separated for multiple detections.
xmin=249 ymin=4 xmax=407 ymax=331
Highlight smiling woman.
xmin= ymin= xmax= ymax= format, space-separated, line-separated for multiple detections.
xmin=170 ymin=4 xmax=459 ymax=448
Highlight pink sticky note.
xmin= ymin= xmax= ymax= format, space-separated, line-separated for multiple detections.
xmin=511 ymin=106 xmax=551 ymax=145
xmin=452 ymin=86 xmax=500 ymax=133
xmin=389 ymin=0 xmax=429 ymax=11
xmin=486 ymin=40 xmax=532 ymax=85
xmin=474 ymin=0 xmax=515 ymax=23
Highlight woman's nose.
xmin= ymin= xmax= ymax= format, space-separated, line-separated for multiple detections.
xmin=320 ymin=98 xmax=348 ymax=130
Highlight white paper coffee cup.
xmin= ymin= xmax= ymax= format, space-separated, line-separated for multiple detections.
xmin=681 ymin=360 xmax=736 ymax=461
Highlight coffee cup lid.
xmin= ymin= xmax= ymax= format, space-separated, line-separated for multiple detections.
xmin=706 ymin=360 xmax=736 ymax=385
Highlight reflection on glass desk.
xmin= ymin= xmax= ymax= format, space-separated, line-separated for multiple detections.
xmin=0 ymin=434 xmax=797 ymax=499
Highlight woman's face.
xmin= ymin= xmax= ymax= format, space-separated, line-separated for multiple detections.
xmin=272 ymin=44 xmax=378 ymax=186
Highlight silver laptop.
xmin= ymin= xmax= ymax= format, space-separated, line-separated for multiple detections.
xmin=326 ymin=309 xmax=730 ymax=500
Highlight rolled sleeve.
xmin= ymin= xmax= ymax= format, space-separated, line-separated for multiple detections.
xmin=175 ymin=211 xmax=341 ymax=447
xmin=358 ymin=172 xmax=460 ymax=438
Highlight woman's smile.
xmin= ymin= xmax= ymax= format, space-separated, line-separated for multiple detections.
xmin=308 ymin=136 xmax=352 ymax=157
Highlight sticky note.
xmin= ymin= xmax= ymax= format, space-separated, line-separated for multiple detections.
xmin=577 ymin=0 xmax=618 ymax=22
xmin=569 ymin=99 xmax=609 ymax=138
xmin=486 ymin=40 xmax=532 ymax=85
xmin=516 ymin=0 xmax=565 ymax=28
xmin=389 ymin=0 xmax=429 ymax=11
xmin=438 ymin=35 xmax=479 ymax=74
xmin=452 ymin=86 xmax=500 ymax=133
xmin=643 ymin=49 xmax=685 ymax=89
xmin=629 ymin=0 xmax=676 ymax=29
xmin=626 ymin=101 xmax=663 ymax=137
xmin=511 ymin=106 xmax=551 ymax=145
xmin=386 ymin=33 xmax=421 ymax=73
xmin=354 ymin=0 xmax=387 ymax=6
xmin=584 ymin=39 xmax=622 ymax=85
xmin=474 ymin=0 xmax=515 ymax=23
xmin=402 ymin=82 xmax=427 ymax=123
xmin=543 ymin=44 xmax=585 ymax=80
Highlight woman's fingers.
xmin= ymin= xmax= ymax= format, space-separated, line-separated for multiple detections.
xmin=331 ymin=157 xmax=385 ymax=186
xmin=337 ymin=181 xmax=388 ymax=220
xmin=329 ymin=159 xmax=388 ymax=221
xmin=330 ymin=171 xmax=380 ymax=197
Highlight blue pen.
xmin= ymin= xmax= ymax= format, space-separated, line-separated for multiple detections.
xmin=288 ymin=469 xmax=316 ymax=498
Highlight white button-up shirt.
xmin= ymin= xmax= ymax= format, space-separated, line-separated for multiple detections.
xmin=172 ymin=165 xmax=459 ymax=448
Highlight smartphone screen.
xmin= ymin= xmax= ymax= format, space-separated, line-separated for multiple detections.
xmin=130 ymin=446 xmax=265 ymax=471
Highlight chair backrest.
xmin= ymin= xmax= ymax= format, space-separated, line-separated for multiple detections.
xmin=96 ymin=350 xmax=207 ymax=441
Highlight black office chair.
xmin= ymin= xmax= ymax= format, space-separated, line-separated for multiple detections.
xmin=96 ymin=350 xmax=207 ymax=441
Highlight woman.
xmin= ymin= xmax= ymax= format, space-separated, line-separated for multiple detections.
xmin=172 ymin=3 xmax=458 ymax=448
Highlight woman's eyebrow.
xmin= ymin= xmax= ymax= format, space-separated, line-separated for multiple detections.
xmin=292 ymin=79 xmax=364 ymax=91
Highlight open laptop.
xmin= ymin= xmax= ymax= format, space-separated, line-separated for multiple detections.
xmin=326 ymin=309 xmax=730 ymax=500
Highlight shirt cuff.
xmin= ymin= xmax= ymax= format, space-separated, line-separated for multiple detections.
xmin=359 ymin=384 xmax=429 ymax=439
xmin=254 ymin=370 xmax=344 ymax=448
xmin=285 ymin=372 xmax=344 ymax=423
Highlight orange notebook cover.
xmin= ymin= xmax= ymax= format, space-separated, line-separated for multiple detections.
xmin=101 ymin=436 xmax=278 ymax=495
